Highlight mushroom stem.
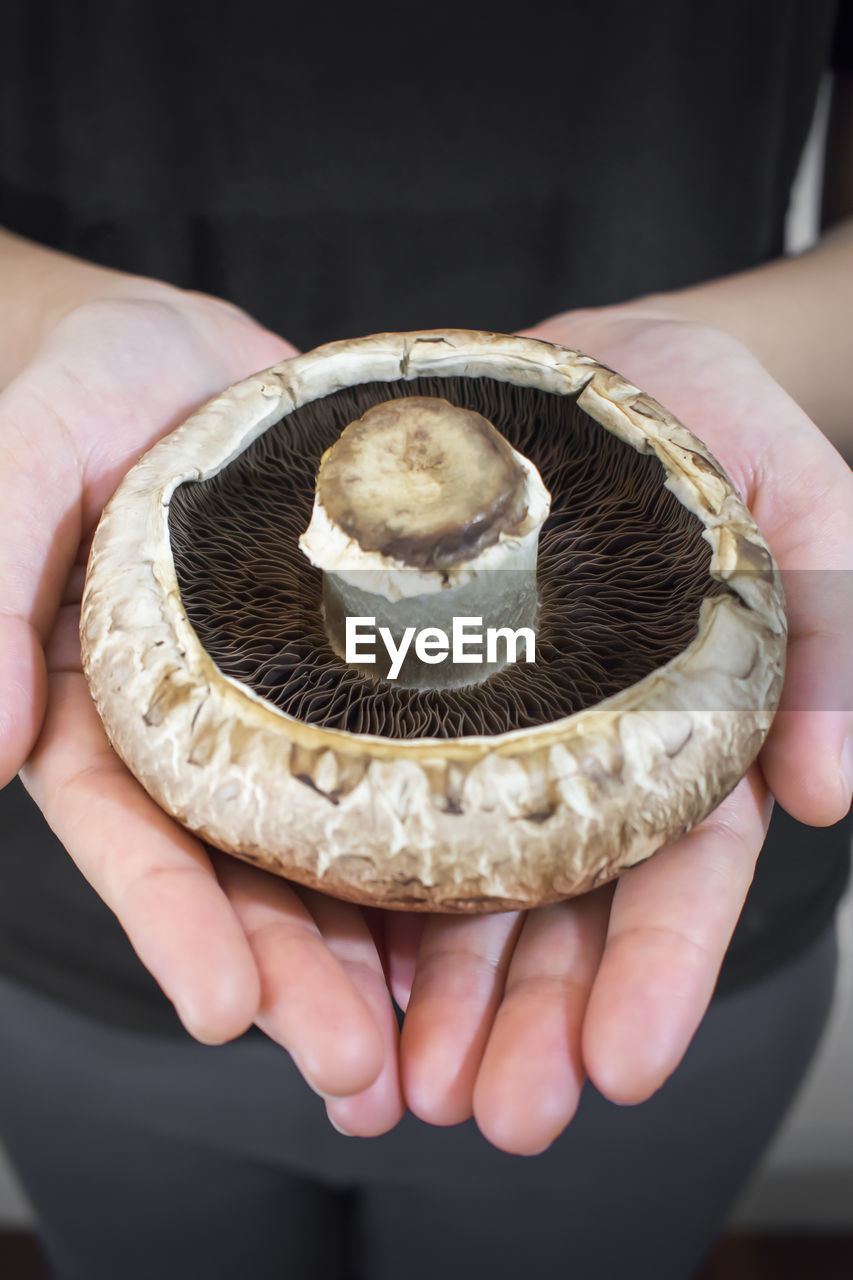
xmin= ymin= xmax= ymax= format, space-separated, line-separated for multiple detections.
xmin=298 ymin=396 xmax=550 ymax=689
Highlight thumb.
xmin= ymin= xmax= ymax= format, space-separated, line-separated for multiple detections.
xmin=0 ymin=374 xmax=81 ymax=783
xmin=0 ymin=296 xmax=298 ymax=787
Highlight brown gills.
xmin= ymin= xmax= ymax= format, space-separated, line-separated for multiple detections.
xmin=168 ymin=376 xmax=727 ymax=739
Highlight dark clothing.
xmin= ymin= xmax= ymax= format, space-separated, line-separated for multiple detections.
xmin=0 ymin=924 xmax=838 ymax=1280
xmin=0 ymin=0 xmax=844 ymax=348
xmin=0 ymin=0 xmax=850 ymax=1033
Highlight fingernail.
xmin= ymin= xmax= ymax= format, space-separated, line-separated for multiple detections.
xmin=328 ymin=1115 xmax=356 ymax=1138
xmin=842 ymin=737 xmax=853 ymax=799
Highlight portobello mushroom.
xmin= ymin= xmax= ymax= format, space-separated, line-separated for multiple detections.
xmin=80 ymin=329 xmax=786 ymax=912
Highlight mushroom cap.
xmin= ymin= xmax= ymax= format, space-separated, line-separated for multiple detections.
xmin=80 ymin=330 xmax=786 ymax=912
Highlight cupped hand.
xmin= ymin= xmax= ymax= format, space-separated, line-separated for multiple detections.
xmin=2 ymin=290 xmax=404 ymax=1135
xmin=389 ymin=307 xmax=853 ymax=1154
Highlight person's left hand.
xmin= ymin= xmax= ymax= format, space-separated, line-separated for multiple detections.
xmin=361 ymin=307 xmax=853 ymax=1155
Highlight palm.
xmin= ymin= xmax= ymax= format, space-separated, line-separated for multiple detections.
xmin=381 ymin=310 xmax=852 ymax=1154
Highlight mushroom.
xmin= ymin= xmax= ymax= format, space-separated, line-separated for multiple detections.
xmin=80 ymin=330 xmax=786 ymax=912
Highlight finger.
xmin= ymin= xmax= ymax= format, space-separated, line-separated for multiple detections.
xmin=400 ymin=911 xmax=524 ymax=1126
xmin=322 ymin=987 xmax=405 ymax=1140
xmin=302 ymin=893 xmax=405 ymax=1137
xmin=383 ymin=910 xmax=429 ymax=1011
xmin=213 ymin=862 xmax=393 ymax=1122
xmin=582 ymin=768 xmax=771 ymax=1105
xmin=0 ymin=306 xmax=295 ymax=784
xmin=758 ymin=537 xmax=853 ymax=824
xmin=20 ymin=672 xmax=260 ymax=1042
xmin=716 ymin=407 xmax=852 ymax=825
xmin=0 ymin=612 xmax=47 ymax=787
xmin=0 ymin=381 xmax=83 ymax=780
xmin=472 ymin=888 xmax=611 ymax=1156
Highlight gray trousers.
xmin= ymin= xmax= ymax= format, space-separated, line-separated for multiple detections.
xmin=0 ymin=922 xmax=838 ymax=1280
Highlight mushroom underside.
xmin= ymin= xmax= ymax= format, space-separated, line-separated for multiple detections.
xmin=169 ymin=375 xmax=729 ymax=738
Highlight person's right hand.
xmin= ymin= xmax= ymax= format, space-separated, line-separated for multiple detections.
xmin=2 ymin=287 xmax=405 ymax=1135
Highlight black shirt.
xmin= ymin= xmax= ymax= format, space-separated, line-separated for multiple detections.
xmin=0 ymin=0 xmax=850 ymax=1033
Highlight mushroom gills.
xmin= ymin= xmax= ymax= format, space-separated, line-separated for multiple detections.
xmin=83 ymin=331 xmax=784 ymax=912
xmin=168 ymin=374 xmax=727 ymax=737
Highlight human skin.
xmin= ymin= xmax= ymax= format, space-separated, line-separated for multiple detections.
xmin=1 ymin=85 xmax=852 ymax=1150
xmin=389 ymin=80 xmax=853 ymax=1153
xmin=394 ymin=307 xmax=852 ymax=1153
